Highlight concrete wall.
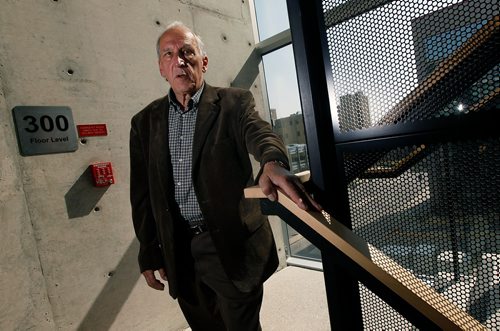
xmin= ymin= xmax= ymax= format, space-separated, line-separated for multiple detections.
xmin=0 ymin=1 xmax=284 ymax=330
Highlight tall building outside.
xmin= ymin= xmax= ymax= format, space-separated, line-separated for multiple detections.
xmin=338 ymin=91 xmax=371 ymax=131
xmin=286 ymin=144 xmax=309 ymax=174
xmin=269 ymin=108 xmax=277 ymax=123
xmin=273 ymin=112 xmax=309 ymax=173
xmin=273 ymin=112 xmax=306 ymax=145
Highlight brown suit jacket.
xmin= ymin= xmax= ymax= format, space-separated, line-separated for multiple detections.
xmin=129 ymin=83 xmax=288 ymax=299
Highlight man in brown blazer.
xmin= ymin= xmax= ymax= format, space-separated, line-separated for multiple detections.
xmin=130 ymin=21 xmax=320 ymax=331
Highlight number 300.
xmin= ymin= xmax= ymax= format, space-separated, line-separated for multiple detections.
xmin=23 ymin=115 xmax=69 ymax=133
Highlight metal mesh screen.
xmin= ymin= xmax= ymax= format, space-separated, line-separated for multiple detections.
xmin=359 ymin=283 xmax=416 ymax=330
xmin=320 ymin=0 xmax=499 ymax=328
xmin=323 ymin=0 xmax=499 ymax=132
xmin=345 ymin=138 xmax=500 ymax=329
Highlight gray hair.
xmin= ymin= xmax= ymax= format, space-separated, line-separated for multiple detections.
xmin=156 ymin=21 xmax=206 ymax=58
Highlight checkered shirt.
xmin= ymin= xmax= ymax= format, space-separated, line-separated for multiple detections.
xmin=168 ymin=84 xmax=205 ymax=227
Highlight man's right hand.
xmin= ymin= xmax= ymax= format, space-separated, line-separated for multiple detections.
xmin=142 ymin=268 xmax=167 ymax=291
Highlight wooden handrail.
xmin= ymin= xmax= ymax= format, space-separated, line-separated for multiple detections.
xmin=359 ymin=144 xmax=429 ymax=179
xmin=244 ymin=183 xmax=486 ymax=330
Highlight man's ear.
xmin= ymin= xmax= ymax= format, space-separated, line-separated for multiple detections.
xmin=202 ymin=56 xmax=208 ymax=73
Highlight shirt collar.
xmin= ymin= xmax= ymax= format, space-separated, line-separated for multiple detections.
xmin=169 ymin=82 xmax=205 ymax=111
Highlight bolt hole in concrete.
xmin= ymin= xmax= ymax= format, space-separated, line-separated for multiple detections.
xmin=107 ymin=271 xmax=114 ymax=277
xmin=67 ymin=69 xmax=74 ymax=75
xmin=80 ymin=138 xmax=87 ymax=145
xmin=94 ymin=206 xmax=100 ymax=212
xmin=155 ymin=20 xmax=161 ymax=26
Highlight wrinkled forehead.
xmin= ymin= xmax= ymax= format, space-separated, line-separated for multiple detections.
xmin=159 ymin=28 xmax=197 ymax=49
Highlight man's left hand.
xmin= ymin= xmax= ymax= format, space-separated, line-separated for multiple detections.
xmin=258 ymin=161 xmax=322 ymax=211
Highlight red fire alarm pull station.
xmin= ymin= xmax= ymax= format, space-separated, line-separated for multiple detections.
xmin=90 ymin=162 xmax=115 ymax=187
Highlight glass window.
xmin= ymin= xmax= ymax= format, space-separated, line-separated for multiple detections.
xmin=253 ymin=0 xmax=290 ymax=41
xmin=261 ymin=46 xmax=300 ymax=125
xmin=260 ymin=44 xmax=321 ymax=262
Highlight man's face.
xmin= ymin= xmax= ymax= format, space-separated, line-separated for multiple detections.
xmin=158 ymin=27 xmax=208 ymax=97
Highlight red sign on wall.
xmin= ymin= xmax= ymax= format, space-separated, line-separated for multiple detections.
xmin=77 ymin=124 xmax=108 ymax=137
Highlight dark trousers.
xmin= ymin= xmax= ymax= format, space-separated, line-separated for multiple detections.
xmin=178 ymin=231 xmax=263 ymax=331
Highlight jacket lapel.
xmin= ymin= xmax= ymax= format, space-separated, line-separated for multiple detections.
xmin=192 ymin=84 xmax=220 ymax=172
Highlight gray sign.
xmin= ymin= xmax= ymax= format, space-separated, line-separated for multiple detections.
xmin=12 ymin=106 xmax=78 ymax=156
